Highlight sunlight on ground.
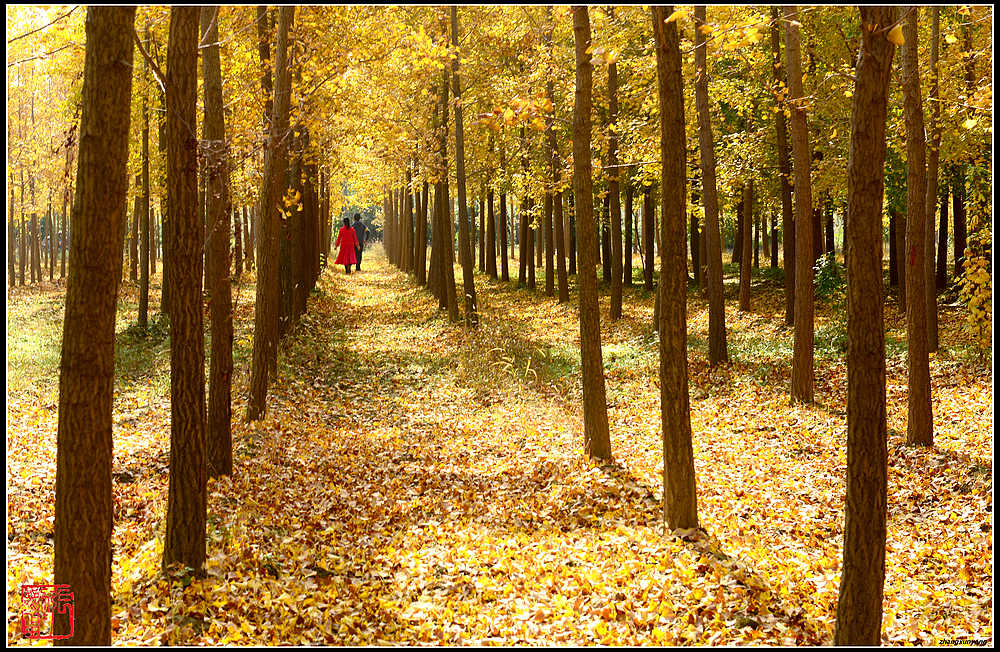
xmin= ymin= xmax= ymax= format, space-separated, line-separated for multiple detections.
xmin=6 ymin=250 xmax=993 ymax=645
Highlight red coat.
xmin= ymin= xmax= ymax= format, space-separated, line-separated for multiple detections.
xmin=334 ymin=225 xmax=358 ymax=265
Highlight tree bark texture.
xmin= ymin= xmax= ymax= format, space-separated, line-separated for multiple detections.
xmin=784 ymin=6 xmax=815 ymax=403
xmin=53 ymin=7 xmax=135 ymax=645
xmin=653 ymin=4 xmax=699 ymax=530
xmin=572 ymin=6 xmax=611 ymax=461
xmin=834 ymin=7 xmax=894 ymax=645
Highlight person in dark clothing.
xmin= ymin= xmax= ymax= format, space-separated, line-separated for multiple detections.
xmin=351 ymin=214 xmax=369 ymax=271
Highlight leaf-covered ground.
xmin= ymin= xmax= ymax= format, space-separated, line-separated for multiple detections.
xmin=6 ymin=249 xmax=993 ymax=645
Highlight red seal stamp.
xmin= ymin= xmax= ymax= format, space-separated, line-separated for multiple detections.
xmin=19 ymin=584 xmax=74 ymax=640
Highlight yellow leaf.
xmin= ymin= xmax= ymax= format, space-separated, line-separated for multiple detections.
xmin=945 ymin=33 xmax=958 ymax=44
xmin=887 ymin=24 xmax=905 ymax=47
xmin=664 ymin=9 xmax=688 ymax=24
xmin=963 ymin=117 xmax=978 ymax=129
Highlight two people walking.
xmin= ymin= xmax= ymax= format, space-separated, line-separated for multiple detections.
xmin=335 ymin=213 xmax=370 ymax=274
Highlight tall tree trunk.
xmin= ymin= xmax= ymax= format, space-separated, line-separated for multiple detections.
xmin=936 ymin=181 xmax=948 ymax=289
xmin=572 ymin=6 xmax=611 ymax=461
xmin=486 ymin=183 xmax=497 ymax=280
xmin=888 ymin=207 xmax=899 ymax=287
xmin=247 ymin=6 xmax=294 ymax=420
xmin=162 ymin=6 xmax=207 ymax=574
xmin=433 ymin=62 xmax=459 ymax=321
xmin=234 ymin=205 xmax=243 ymax=279
xmin=568 ymin=192 xmax=577 ymax=276
xmin=417 ymin=178 xmax=429 ymax=285
xmin=201 ymin=6 xmax=233 ymax=476
xmin=901 ymin=8 xmax=933 ymax=447
xmin=925 ymin=6 xmax=941 ymax=350
xmin=690 ymin=208 xmax=700 ymax=290
xmin=601 ymin=198 xmax=612 ymax=283
xmin=762 ymin=203 xmax=770 ymax=261
xmin=785 ymin=6 xmax=815 ymax=404
xmin=733 ymin=190 xmax=743 ymax=266
xmin=246 ymin=204 xmax=255 ymax=270
xmin=812 ymin=197 xmax=823 ymax=264
xmin=653 ymin=4 xmax=699 ymax=530
xmin=53 ymin=8 xmax=135 ymax=645
xmin=62 ymin=141 xmax=73 ymax=279
xmin=624 ymin=177 xmax=633 ymax=288
xmin=554 ymin=191 xmax=568 ymax=302
xmin=895 ymin=208 xmax=907 ymax=312
xmin=770 ymin=210 xmax=779 ymax=269
xmin=19 ymin=178 xmax=26 ymax=286
xmin=48 ymin=203 xmax=55 ymax=280
xmin=139 ymin=64 xmax=151 ymax=329
xmin=771 ymin=6 xmax=795 ymax=325
xmin=740 ymin=181 xmax=753 ymax=311
xmin=30 ymin=213 xmax=39 ymax=283
xmin=129 ymin=188 xmax=139 ymax=282
xmin=834 ymin=7 xmax=894 ymax=645
xmin=158 ymin=64 xmax=170 ymax=316
xmin=642 ymin=186 xmax=654 ymax=290
xmin=608 ymin=25 xmax=623 ymax=320
xmin=693 ymin=5 xmax=729 ymax=364
xmin=952 ymin=167 xmax=966 ymax=279
xmin=478 ymin=192 xmax=486 ymax=273
xmin=824 ymin=198 xmax=835 ymax=255
xmin=450 ymin=6 xmax=477 ymax=327
xmin=499 ymin=186 xmax=510 ymax=282
xmin=543 ymin=17 xmax=558 ymax=299
xmin=7 ymin=180 xmax=14 ymax=288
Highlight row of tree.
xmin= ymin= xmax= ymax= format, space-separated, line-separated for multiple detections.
xmin=14 ymin=3 xmax=989 ymax=647
xmin=52 ymin=6 xmax=339 ymax=645
xmin=377 ymin=5 xmax=964 ymax=645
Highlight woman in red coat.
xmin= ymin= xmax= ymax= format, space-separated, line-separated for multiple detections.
xmin=334 ymin=217 xmax=359 ymax=274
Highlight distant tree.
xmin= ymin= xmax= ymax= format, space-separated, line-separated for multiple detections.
xmin=451 ymin=6 xmax=477 ymax=327
xmin=740 ymin=180 xmax=753 ymax=311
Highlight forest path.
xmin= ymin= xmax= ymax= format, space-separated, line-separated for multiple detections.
xmin=150 ymin=247 xmax=838 ymax=645
xmin=6 ymin=247 xmax=990 ymax=645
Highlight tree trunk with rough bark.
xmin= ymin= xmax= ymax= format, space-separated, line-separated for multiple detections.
xmin=925 ymin=6 xmax=941 ymax=351
xmin=450 ymin=6 xmax=477 ymax=327
xmin=247 ymin=6 xmax=294 ymax=420
xmin=572 ymin=6 xmax=611 ymax=462
xmin=771 ymin=6 xmax=795 ymax=326
xmin=901 ymin=8 xmax=933 ymax=447
xmin=834 ymin=7 xmax=894 ymax=645
xmin=653 ymin=4 xmax=699 ymax=530
xmin=785 ymin=6 xmax=815 ymax=403
xmin=201 ymin=5 xmax=233 ymax=476
xmin=608 ymin=18 xmax=623 ymax=320
xmin=695 ymin=6 xmax=728 ymax=364
xmin=740 ymin=180 xmax=753 ymax=311
xmin=162 ymin=6 xmax=207 ymax=575
xmin=53 ymin=8 xmax=135 ymax=645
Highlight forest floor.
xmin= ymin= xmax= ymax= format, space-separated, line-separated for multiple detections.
xmin=6 ymin=247 xmax=993 ymax=645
